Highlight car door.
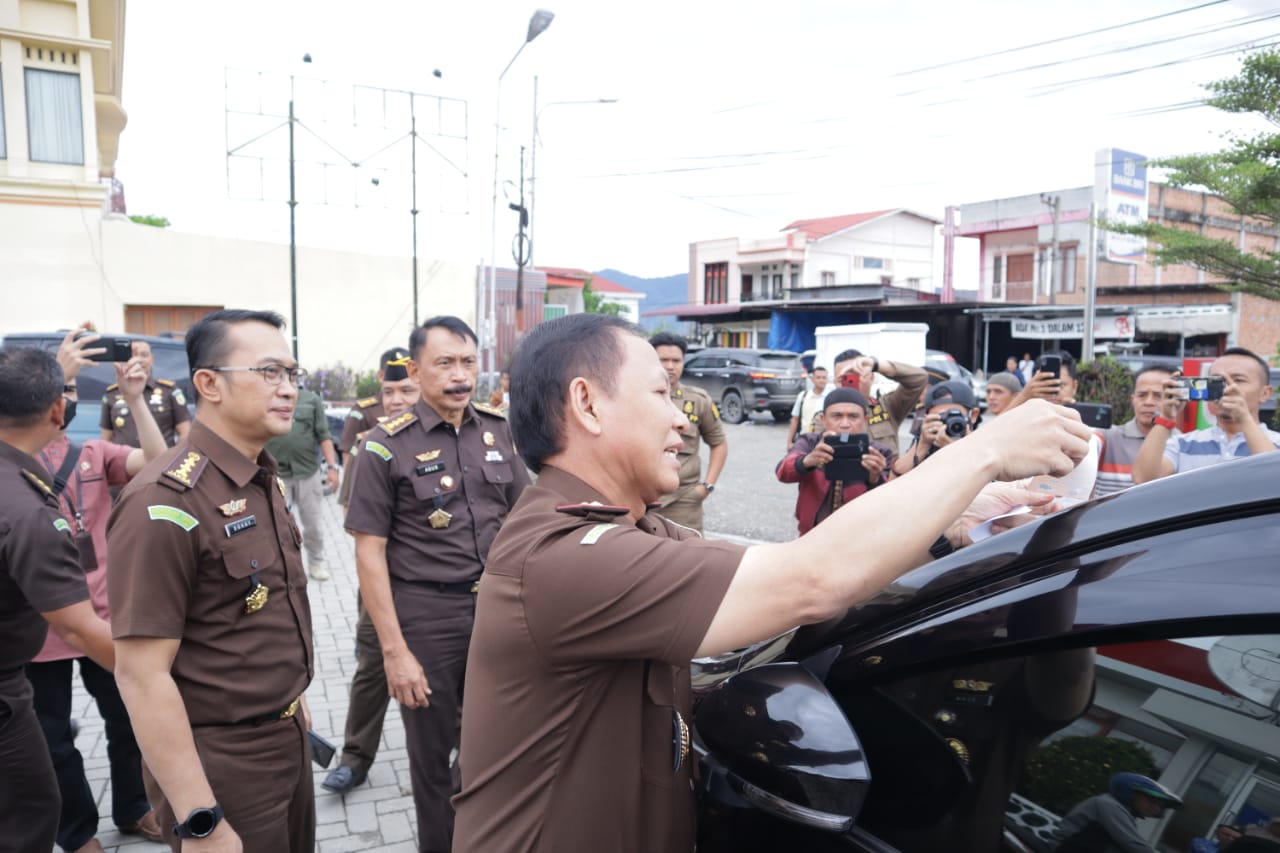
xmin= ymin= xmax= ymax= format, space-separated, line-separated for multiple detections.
xmin=685 ymin=355 xmax=727 ymax=401
xmin=695 ymin=455 xmax=1280 ymax=852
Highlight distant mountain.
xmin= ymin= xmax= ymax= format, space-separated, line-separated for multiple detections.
xmin=594 ymin=268 xmax=691 ymax=331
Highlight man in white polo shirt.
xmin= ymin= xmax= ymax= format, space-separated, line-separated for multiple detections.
xmin=1132 ymin=347 xmax=1280 ymax=483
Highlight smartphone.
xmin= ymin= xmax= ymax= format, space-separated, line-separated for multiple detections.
xmin=1178 ymin=376 xmax=1225 ymax=402
xmin=1066 ymin=402 xmax=1113 ymax=430
xmin=839 ymin=371 xmax=861 ymax=389
xmin=824 ymin=432 xmax=869 ymax=483
xmin=308 ymin=730 xmax=337 ymax=769
xmin=77 ymin=334 xmax=132 ymax=362
xmin=1036 ymin=354 xmax=1062 ymax=378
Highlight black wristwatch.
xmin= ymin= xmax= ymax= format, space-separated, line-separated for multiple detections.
xmin=929 ymin=534 xmax=955 ymax=561
xmin=700 ymin=481 xmax=716 ymax=493
xmin=174 ymin=804 xmax=224 ymax=839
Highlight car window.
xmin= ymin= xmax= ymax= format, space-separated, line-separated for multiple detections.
xmin=756 ymin=354 xmax=802 ymax=371
xmin=685 ymin=356 xmax=716 ymax=370
xmin=830 ymin=631 xmax=1280 ymax=853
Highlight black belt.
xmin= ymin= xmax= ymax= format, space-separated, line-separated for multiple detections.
xmin=401 ymin=577 xmax=481 ymax=595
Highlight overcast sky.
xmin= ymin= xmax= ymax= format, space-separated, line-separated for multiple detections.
xmin=115 ymin=0 xmax=1277 ymax=282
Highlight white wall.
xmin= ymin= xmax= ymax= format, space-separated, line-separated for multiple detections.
xmin=813 ymin=215 xmax=936 ymax=289
xmin=0 ymin=212 xmax=477 ymax=371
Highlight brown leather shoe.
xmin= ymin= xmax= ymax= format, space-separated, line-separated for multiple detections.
xmin=119 ymin=808 xmax=165 ymax=843
xmin=70 ymin=840 xmax=106 ymax=853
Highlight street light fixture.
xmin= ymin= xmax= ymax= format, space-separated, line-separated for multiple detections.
xmin=486 ymin=8 xmax=555 ymax=379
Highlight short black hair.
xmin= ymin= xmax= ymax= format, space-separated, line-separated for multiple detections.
xmin=834 ymin=349 xmax=862 ymax=366
xmin=410 ymin=316 xmax=478 ymax=357
xmin=0 ymin=347 xmax=64 ymax=428
xmin=648 ymin=332 xmax=687 ymax=354
xmin=510 ymin=313 xmax=644 ymax=473
xmin=1133 ymin=365 xmax=1175 ymax=384
xmin=187 ymin=309 xmax=287 ymax=402
xmin=1219 ymin=346 xmax=1270 ymax=385
xmin=1038 ymin=349 xmax=1078 ymax=380
xmin=812 ymin=366 xmax=828 ymax=374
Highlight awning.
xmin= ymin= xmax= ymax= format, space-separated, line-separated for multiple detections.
xmin=1135 ymin=305 xmax=1232 ymax=337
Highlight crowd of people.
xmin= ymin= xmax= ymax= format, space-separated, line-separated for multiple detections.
xmin=0 ymin=315 xmax=1275 ymax=853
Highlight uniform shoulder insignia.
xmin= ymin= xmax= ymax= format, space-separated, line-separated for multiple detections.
xmin=357 ymin=396 xmax=379 ymax=408
xmin=20 ymin=469 xmax=54 ymax=498
xmin=555 ymin=501 xmax=630 ymax=518
xmin=156 ymin=378 xmax=176 ymax=387
xmin=160 ymin=450 xmax=209 ymax=491
xmin=378 ymin=411 xmax=418 ymax=436
xmin=105 ymin=383 xmax=119 ymax=392
xmin=472 ymin=402 xmax=507 ymax=419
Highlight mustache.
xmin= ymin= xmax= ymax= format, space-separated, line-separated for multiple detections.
xmin=446 ymin=384 xmax=473 ymax=395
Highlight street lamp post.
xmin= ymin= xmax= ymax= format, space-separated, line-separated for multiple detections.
xmin=486 ymin=8 xmax=554 ymax=379
xmin=528 ymin=76 xmax=616 ymax=267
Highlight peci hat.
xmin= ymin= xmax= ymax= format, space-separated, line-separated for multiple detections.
xmin=380 ymin=347 xmax=412 ymax=382
xmin=924 ymin=379 xmax=977 ymax=411
xmin=820 ymin=386 xmax=869 ymax=413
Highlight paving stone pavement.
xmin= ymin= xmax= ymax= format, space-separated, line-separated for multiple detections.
xmin=67 ymin=473 xmax=766 ymax=853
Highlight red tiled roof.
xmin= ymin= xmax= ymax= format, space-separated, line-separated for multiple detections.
xmin=782 ymin=209 xmax=899 ymax=239
xmin=534 ymin=266 xmax=638 ymax=294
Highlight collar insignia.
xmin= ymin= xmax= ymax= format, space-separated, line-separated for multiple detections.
xmin=219 ymin=498 xmax=248 ymax=517
xmin=378 ymin=411 xmax=418 ymax=436
xmin=555 ymin=501 xmax=630 ymax=518
xmin=162 ymin=451 xmax=207 ymax=490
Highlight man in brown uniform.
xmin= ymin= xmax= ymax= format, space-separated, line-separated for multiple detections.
xmin=107 ymin=309 xmax=316 ymax=852
xmin=323 ymin=355 xmax=420 ymax=795
xmin=452 ymin=313 xmax=1093 ymax=852
xmin=650 ymin=332 xmax=727 ymax=532
xmin=0 ymin=346 xmax=117 ymax=852
xmin=833 ymin=348 xmax=928 ymax=455
xmin=100 ymin=340 xmax=192 ymax=448
xmin=335 ymin=347 xmax=410 ymax=507
xmin=345 ymin=316 xmax=529 ymax=853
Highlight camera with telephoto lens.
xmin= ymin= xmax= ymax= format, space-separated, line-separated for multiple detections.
xmin=941 ymin=408 xmax=969 ymax=438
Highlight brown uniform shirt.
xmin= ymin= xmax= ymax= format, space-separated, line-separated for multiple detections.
xmin=0 ymin=441 xmax=90 ymax=670
xmin=864 ymin=363 xmax=927 ymax=455
xmin=106 ymin=421 xmax=314 ymax=725
xmin=453 ymin=466 xmax=742 ymax=853
xmin=100 ymin=378 xmax=191 ymax=447
xmin=338 ymin=397 xmax=384 ymax=455
xmin=343 ymin=400 xmax=530 ymax=583
xmin=662 ymin=382 xmax=725 ymax=503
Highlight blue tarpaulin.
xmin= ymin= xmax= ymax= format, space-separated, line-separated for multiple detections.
xmin=767 ymin=310 xmax=869 ymax=352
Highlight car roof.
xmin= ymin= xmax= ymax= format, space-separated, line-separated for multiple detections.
xmin=688 ymin=347 xmax=800 ymax=357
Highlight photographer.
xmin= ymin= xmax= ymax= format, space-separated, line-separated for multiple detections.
xmin=775 ymin=387 xmax=895 ymax=534
xmin=833 ymin=349 xmax=927 ymax=455
xmin=1007 ymin=349 xmax=1078 ymax=411
xmin=1132 ymin=347 xmax=1279 ymax=484
xmin=893 ymin=379 xmax=980 ymax=475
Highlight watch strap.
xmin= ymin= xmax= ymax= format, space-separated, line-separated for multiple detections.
xmin=929 ymin=534 xmax=955 ymax=561
xmin=700 ymin=481 xmax=715 ymax=493
xmin=173 ymin=804 xmax=224 ymax=839
xmin=1153 ymin=415 xmax=1177 ymax=430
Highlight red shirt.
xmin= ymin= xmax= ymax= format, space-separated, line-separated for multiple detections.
xmin=776 ymin=432 xmax=895 ymax=534
xmin=34 ymin=436 xmax=133 ymax=662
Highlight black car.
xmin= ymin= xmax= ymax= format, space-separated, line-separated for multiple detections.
xmin=693 ymin=455 xmax=1280 ymax=852
xmin=682 ymin=347 xmax=806 ymax=424
xmin=1 ymin=331 xmax=193 ymax=402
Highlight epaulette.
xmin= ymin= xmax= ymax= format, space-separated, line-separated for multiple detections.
xmin=160 ymin=450 xmax=209 ymax=491
xmin=20 ymin=468 xmax=54 ymax=499
xmin=156 ymin=378 xmax=175 ymax=387
xmin=378 ymin=411 xmax=418 ymax=436
xmin=472 ymin=402 xmax=507 ymax=419
xmin=357 ymin=396 xmax=379 ymax=408
xmin=556 ymin=501 xmax=630 ymax=518
xmin=105 ymin=383 xmax=119 ymax=392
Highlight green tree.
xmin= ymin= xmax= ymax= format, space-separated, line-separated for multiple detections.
xmin=1109 ymin=50 xmax=1280 ymax=298
xmin=1076 ymin=355 xmax=1135 ymax=424
xmin=1018 ymin=736 xmax=1158 ymax=816
xmin=582 ymin=279 xmax=624 ymax=317
xmin=128 ymin=214 xmax=171 ymax=228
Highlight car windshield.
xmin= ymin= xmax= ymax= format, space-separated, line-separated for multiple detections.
xmin=756 ymin=354 xmax=801 ymax=370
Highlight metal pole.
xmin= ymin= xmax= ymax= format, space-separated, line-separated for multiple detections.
xmin=1083 ymin=202 xmax=1098 ymax=364
xmin=515 ymin=145 xmax=527 ymax=332
xmin=529 ymin=75 xmax=538 ymax=267
xmin=942 ymin=205 xmax=956 ymax=303
xmin=411 ymin=106 xmax=419 ymax=326
xmin=1048 ymin=195 xmax=1060 ymax=307
xmin=288 ymin=97 xmax=299 ymax=359
xmin=488 ymin=42 xmax=529 ymax=381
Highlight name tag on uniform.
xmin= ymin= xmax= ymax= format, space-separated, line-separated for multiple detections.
xmin=484 ymin=450 xmax=505 ymax=463
xmin=224 ymin=515 xmax=258 ymax=538
xmin=416 ymin=462 xmax=445 ymax=476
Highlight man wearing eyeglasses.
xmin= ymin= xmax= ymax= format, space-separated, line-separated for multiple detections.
xmin=345 ymin=315 xmax=531 ymax=853
xmin=107 ymin=309 xmax=316 ymax=853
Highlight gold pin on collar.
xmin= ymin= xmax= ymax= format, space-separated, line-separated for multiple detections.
xmin=219 ymin=499 xmax=248 ymax=517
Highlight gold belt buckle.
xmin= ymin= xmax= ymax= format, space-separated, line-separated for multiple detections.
xmin=280 ymin=697 xmax=300 ymax=720
xmin=470 ymin=579 xmax=480 ymax=594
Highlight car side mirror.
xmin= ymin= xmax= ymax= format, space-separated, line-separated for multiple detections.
xmin=694 ymin=661 xmax=869 ymax=833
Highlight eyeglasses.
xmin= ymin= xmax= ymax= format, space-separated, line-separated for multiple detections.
xmin=203 ymin=365 xmax=308 ymax=386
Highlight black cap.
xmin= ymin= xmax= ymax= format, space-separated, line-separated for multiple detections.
xmin=380 ymin=347 xmax=412 ymax=382
xmin=821 ymin=387 xmax=869 ymax=413
xmin=924 ymin=379 xmax=977 ymax=410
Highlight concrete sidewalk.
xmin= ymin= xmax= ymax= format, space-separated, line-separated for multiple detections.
xmin=71 ymin=488 xmax=765 ymax=852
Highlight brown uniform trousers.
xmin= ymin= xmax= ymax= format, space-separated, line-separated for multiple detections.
xmin=338 ymin=594 xmax=390 ymax=775
xmin=0 ymin=668 xmax=60 ymax=852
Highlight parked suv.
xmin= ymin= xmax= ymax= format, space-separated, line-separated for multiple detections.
xmin=1 ymin=331 xmax=192 ymax=444
xmin=682 ymin=347 xmax=805 ymax=424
